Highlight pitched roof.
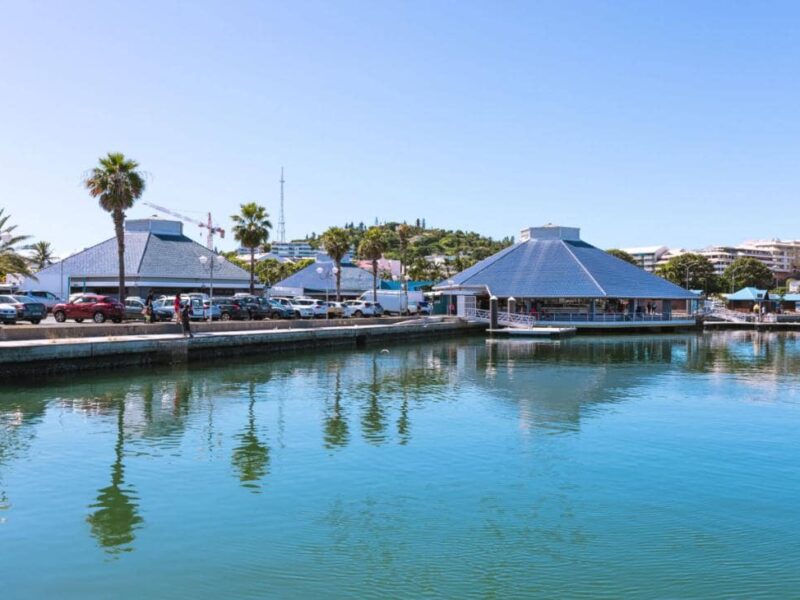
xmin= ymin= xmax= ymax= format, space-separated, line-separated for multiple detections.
xmin=272 ymin=261 xmax=376 ymax=294
xmin=435 ymin=232 xmax=696 ymax=300
xmin=34 ymin=227 xmax=250 ymax=281
xmin=724 ymin=287 xmax=766 ymax=301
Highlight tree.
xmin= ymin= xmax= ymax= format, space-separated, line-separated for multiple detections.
xmin=84 ymin=153 xmax=145 ymax=301
xmin=231 ymin=203 xmax=272 ymax=294
xmin=723 ymin=257 xmax=774 ymax=292
xmin=26 ymin=241 xmax=55 ymax=271
xmin=396 ymin=223 xmax=412 ymax=287
xmin=358 ymin=227 xmax=388 ymax=303
xmin=320 ymin=227 xmax=351 ymax=301
xmin=656 ymin=253 xmax=718 ymax=291
xmin=606 ymin=249 xmax=639 ymax=266
xmin=0 ymin=208 xmax=34 ymax=279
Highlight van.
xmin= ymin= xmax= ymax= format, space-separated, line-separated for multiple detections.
xmin=358 ymin=291 xmax=409 ymax=315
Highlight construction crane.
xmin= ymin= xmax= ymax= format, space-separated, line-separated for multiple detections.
xmin=143 ymin=202 xmax=225 ymax=250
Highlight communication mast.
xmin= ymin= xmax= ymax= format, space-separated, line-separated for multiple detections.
xmin=278 ymin=167 xmax=286 ymax=243
xmin=143 ymin=202 xmax=225 ymax=250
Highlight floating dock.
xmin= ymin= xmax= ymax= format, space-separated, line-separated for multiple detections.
xmin=487 ymin=326 xmax=576 ymax=338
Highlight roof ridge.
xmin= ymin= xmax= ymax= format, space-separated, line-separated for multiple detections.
xmin=561 ymin=241 xmax=607 ymax=297
xmin=459 ymin=242 xmax=524 ymax=286
xmin=136 ymin=232 xmax=152 ymax=274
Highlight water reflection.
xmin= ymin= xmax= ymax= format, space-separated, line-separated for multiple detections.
xmin=1 ymin=332 xmax=799 ymax=558
xmin=86 ymin=399 xmax=142 ymax=555
xmin=231 ymin=382 xmax=270 ymax=491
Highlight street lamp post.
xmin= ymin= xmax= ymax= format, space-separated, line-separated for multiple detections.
xmin=316 ymin=265 xmax=339 ymax=320
xmin=199 ymin=254 xmax=224 ymax=323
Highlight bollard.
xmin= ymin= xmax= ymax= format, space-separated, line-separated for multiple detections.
xmin=489 ymin=296 xmax=498 ymax=330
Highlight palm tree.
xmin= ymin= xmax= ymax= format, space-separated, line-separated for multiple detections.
xmin=320 ymin=227 xmax=351 ymax=301
xmin=358 ymin=227 xmax=387 ymax=303
xmin=0 ymin=208 xmax=34 ymax=279
xmin=396 ymin=223 xmax=411 ymax=290
xmin=84 ymin=153 xmax=145 ymax=301
xmin=231 ymin=203 xmax=272 ymax=294
xmin=26 ymin=241 xmax=55 ymax=271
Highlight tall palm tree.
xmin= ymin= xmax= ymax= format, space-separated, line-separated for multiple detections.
xmin=320 ymin=227 xmax=351 ymax=301
xmin=25 ymin=241 xmax=55 ymax=271
xmin=396 ymin=223 xmax=411 ymax=289
xmin=358 ymin=227 xmax=387 ymax=303
xmin=0 ymin=208 xmax=34 ymax=279
xmin=231 ymin=203 xmax=272 ymax=294
xmin=84 ymin=153 xmax=145 ymax=301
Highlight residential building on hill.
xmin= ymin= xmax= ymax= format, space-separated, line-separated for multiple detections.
xmin=620 ymin=246 xmax=668 ymax=272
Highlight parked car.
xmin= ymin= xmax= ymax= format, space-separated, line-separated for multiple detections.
xmin=0 ymin=294 xmax=47 ymax=324
xmin=211 ymin=297 xmax=247 ymax=321
xmin=124 ymin=298 xmax=146 ymax=320
xmin=358 ymin=291 xmax=407 ymax=315
xmin=343 ymin=300 xmax=379 ymax=318
xmin=0 ymin=301 xmax=17 ymax=324
xmin=18 ymin=290 xmax=64 ymax=313
xmin=293 ymin=298 xmax=327 ymax=318
xmin=234 ymin=295 xmax=269 ymax=320
xmin=417 ymin=300 xmax=432 ymax=315
xmin=257 ymin=297 xmax=293 ymax=319
xmin=326 ymin=301 xmax=345 ymax=318
xmin=52 ymin=294 xmax=125 ymax=324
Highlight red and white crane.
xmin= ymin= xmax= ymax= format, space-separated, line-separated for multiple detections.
xmin=143 ymin=202 xmax=225 ymax=250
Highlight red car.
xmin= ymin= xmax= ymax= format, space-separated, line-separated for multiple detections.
xmin=53 ymin=294 xmax=125 ymax=324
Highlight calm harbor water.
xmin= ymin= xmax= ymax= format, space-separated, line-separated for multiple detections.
xmin=1 ymin=332 xmax=799 ymax=598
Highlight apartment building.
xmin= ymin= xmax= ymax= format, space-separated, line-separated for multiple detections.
xmin=620 ymin=246 xmax=668 ymax=272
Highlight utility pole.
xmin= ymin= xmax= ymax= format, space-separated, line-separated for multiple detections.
xmin=278 ymin=167 xmax=286 ymax=244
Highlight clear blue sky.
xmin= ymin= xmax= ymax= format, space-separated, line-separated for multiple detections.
xmin=1 ymin=1 xmax=799 ymax=256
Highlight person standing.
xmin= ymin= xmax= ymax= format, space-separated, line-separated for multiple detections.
xmin=174 ymin=293 xmax=182 ymax=323
xmin=180 ymin=301 xmax=193 ymax=338
xmin=145 ymin=292 xmax=154 ymax=323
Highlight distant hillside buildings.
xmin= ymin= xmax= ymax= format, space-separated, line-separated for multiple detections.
xmin=622 ymin=239 xmax=800 ymax=282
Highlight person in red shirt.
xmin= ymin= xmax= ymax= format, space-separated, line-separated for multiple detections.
xmin=174 ymin=293 xmax=182 ymax=322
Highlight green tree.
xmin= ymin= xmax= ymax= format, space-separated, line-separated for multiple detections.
xmin=723 ymin=257 xmax=774 ymax=292
xmin=606 ymin=249 xmax=639 ymax=266
xmin=0 ymin=208 xmax=34 ymax=279
xmin=396 ymin=223 xmax=412 ymax=285
xmin=656 ymin=253 xmax=718 ymax=291
xmin=231 ymin=203 xmax=272 ymax=294
xmin=26 ymin=241 xmax=55 ymax=271
xmin=320 ymin=227 xmax=351 ymax=301
xmin=84 ymin=153 xmax=146 ymax=300
xmin=358 ymin=227 xmax=388 ymax=303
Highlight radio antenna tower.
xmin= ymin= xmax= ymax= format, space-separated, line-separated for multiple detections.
xmin=278 ymin=167 xmax=286 ymax=243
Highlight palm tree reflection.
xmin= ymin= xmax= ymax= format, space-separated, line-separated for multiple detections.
xmin=361 ymin=356 xmax=387 ymax=445
xmin=324 ymin=366 xmax=349 ymax=449
xmin=86 ymin=399 xmax=142 ymax=555
xmin=232 ymin=382 xmax=270 ymax=492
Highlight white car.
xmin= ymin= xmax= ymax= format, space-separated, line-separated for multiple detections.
xmin=343 ymin=300 xmax=379 ymax=318
xmin=272 ymin=297 xmax=314 ymax=319
xmin=293 ymin=298 xmax=328 ymax=318
xmin=19 ymin=290 xmax=64 ymax=313
xmin=0 ymin=302 xmax=17 ymax=324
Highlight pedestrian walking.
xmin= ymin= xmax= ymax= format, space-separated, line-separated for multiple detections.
xmin=180 ymin=301 xmax=194 ymax=338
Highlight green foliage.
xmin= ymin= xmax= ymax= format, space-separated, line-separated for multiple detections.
xmin=231 ymin=203 xmax=272 ymax=293
xmin=308 ymin=221 xmax=513 ymax=282
xmin=606 ymin=249 xmax=639 ymax=266
xmin=255 ymin=258 xmax=313 ymax=286
xmin=320 ymin=227 xmax=352 ymax=300
xmin=358 ymin=227 xmax=389 ymax=301
xmin=0 ymin=208 xmax=34 ymax=279
xmin=26 ymin=241 xmax=55 ymax=271
xmin=722 ymin=257 xmax=774 ymax=291
xmin=656 ymin=253 xmax=719 ymax=292
xmin=84 ymin=152 xmax=146 ymax=299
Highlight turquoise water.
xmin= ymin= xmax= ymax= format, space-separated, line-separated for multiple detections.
xmin=1 ymin=332 xmax=799 ymax=598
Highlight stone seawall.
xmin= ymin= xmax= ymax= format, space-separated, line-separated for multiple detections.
xmin=0 ymin=319 xmax=481 ymax=380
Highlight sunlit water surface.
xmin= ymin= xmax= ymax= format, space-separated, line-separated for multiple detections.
xmin=1 ymin=332 xmax=799 ymax=598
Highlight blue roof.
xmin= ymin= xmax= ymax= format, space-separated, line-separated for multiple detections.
xmin=272 ymin=261 xmax=376 ymax=294
xmin=435 ymin=236 xmax=696 ymax=300
xmin=34 ymin=229 xmax=250 ymax=281
xmin=725 ymin=287 xmax=766 ymax=301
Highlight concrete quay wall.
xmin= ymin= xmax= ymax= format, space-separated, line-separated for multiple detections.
xmin=0 ymin=319 xmax=480 ymax=380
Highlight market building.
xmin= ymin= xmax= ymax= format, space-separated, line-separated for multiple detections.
xmin=434 ymin=224 xmax=698 ymax=329
xmin=19 ymin=218 xmax=253 ymax=298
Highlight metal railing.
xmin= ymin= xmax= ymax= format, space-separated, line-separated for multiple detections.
xmin=464 ymin=307 xmax=693 ymax=326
